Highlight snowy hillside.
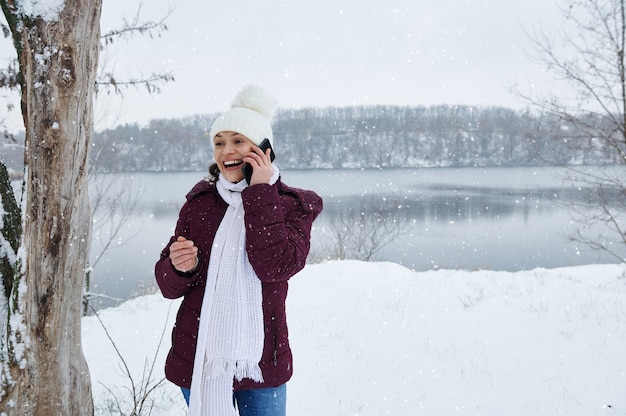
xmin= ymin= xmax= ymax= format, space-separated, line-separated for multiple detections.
xmin=82 ymin=260 xmax=626 ymax=416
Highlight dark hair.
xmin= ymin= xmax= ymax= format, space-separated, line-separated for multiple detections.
xmin=207 ymin=163 xmax=220 ymax=184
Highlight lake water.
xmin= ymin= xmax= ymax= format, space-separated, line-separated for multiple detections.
xmin=88 ymin=166 xmax=625 ymax=308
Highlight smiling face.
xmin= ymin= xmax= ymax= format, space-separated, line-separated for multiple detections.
xmin=213 ymin=131 xmax=255 ymax=183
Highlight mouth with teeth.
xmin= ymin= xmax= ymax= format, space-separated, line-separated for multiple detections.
xmin=223 ymin=160 xmax=244 ymax=169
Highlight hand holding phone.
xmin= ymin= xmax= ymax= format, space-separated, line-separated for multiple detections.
xmin=244 ymin=138 xmax=275 ymax=184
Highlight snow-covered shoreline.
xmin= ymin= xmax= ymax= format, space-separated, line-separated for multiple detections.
xmin=83 ymin=260 xmax=626 ymax=415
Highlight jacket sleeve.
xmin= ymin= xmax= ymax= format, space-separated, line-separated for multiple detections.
xmin=242 ymin=182 xmax=323 ymax=283
xmin=154 ymin=202 xmax=203 ymax=299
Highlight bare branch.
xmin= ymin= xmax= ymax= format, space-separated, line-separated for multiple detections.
xmin=514 ymin=0 xmax=626 ymax=261
xmin=90 ymin=302 xmax=170 ymax=415
xmin=100 ymin=4 xmax=173 ymax=46
xmin=0 ymin=58 xmax=18 ymax=90
xmin=95 ymin=71 xmax=175 ymax=97
xmin=321 ymin=194 xmax=413 ymax=261
xmin=95 ymin=3 xmax=175 ymax=97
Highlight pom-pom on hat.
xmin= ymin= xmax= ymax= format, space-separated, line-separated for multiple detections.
xmin=209 ymin=85 xmax=278 ymax=148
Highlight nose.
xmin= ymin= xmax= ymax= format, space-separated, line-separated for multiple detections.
xmin=223 ymin=142 xmax=237 ymax=154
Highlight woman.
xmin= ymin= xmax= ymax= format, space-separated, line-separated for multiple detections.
xmin=154 ymin=85 xmax=323 ymax=416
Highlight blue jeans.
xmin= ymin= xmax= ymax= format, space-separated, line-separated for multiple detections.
xmin=181 ymin=384 xmax=287 ymax=416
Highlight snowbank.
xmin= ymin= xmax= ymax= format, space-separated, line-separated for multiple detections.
xmin=82 ymin=260 xmax=626 ymax=415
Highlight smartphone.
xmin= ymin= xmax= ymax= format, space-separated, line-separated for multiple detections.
xmin=243 ymin=138 xmax=275 ymax=184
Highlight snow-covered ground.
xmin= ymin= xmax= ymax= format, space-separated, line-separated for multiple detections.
xmin=82 ymin=260 xmax=626 ymax=415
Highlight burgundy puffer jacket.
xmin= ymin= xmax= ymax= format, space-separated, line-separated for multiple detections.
xmin=154 ymin=177 xmax=323 ymax=391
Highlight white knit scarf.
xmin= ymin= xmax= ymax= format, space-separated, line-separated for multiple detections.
xmin=188 ymin=168 xmax=279 ymax=416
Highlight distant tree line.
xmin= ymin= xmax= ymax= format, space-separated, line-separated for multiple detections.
xmin=83 ymin=105 xmax=626 ymax=172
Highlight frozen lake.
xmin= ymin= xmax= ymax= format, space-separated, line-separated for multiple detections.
xmin=88 ymin=166 xmax=625 ymax=308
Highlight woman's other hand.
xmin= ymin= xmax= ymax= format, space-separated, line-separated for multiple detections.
xmin=169 ymin=236 xmax=198 ymax=273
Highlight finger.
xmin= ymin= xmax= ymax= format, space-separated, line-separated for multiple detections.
xmin=246 ymin=148 xmax=264 ymax=162
xmin=173 ymin=258 xmax=196 ymax=273
xmin=170 ymin=250 xmax=197 ymax=270
xmin=176 ymin=236 xmax=196 ymax=245
xmin=172 ymin=236 xmax=194 ymax=248
xmin=171 ymin=250 xmax=195 ymax=263
xmin=175 ymin=254 xmax=196 ymax=266
xmin=171 ymin=244 xmax=197 ymax=257
xmin=260 ymin=146 xmax=272 ymax=162
xmin=245 ymin=150 xmax=270 ymax=167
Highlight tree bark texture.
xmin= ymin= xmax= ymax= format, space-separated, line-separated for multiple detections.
xmin=0 ymin=0 xmax=102 ymax=414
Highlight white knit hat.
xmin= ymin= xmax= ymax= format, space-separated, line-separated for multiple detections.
xmin=209 ymin=85 xmax=277 ymax=148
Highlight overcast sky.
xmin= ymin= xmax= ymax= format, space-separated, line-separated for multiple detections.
xmin=3 ymin=1 xmax=565 ymax=131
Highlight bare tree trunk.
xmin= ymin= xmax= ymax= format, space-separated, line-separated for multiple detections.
xmin=0 ymin=1 xmax=102 ymax=414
